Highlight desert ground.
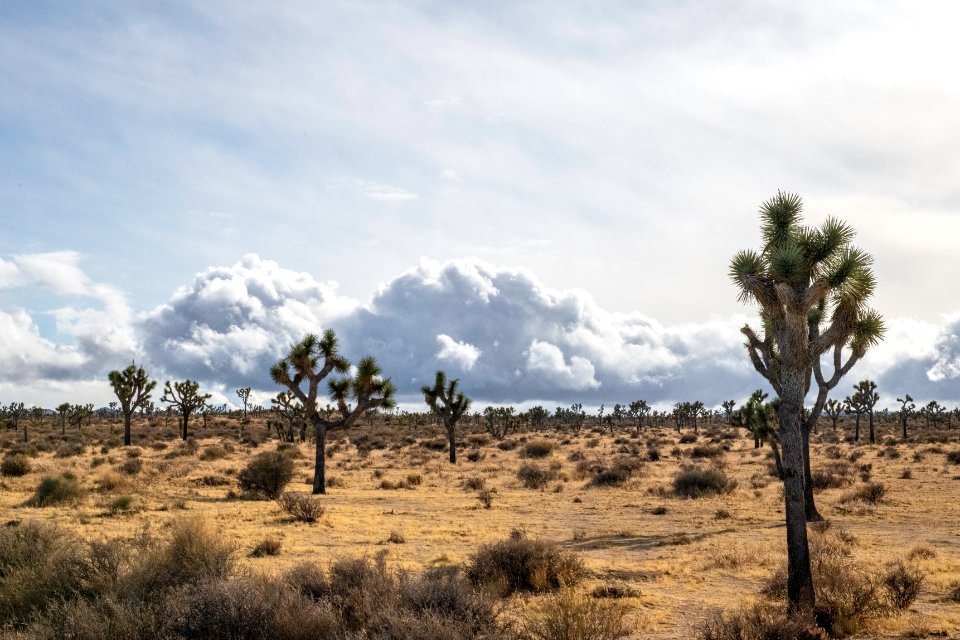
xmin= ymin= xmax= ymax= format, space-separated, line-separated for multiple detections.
xmin=2 ymin=412 xmax=960 ymax=639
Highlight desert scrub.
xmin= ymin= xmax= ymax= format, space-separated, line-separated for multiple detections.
xmin=1 ymin=453 xmax=31 ymax=477
xmin=237 ymin=450 xmax=294 ymax=499
xmin=277 ymin=492 xmax=325 ymax=523
xmin=517 ymin=463 xmax=558 ymax=489
xmin=521 ymin=588 xmax=631 ymax=640
xmin=672 ymin=465 xmax=737 ymax=498
xmin=521 ymin=439 xmax=556 ymax=459
xmin=467 ymin=532 xmax=585 ymax=596
xmin=24 ymin=473 xmax=85 ymax=507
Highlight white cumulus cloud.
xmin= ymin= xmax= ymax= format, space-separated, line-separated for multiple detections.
xmin=435 ymin=334 xmax=481 ymax=370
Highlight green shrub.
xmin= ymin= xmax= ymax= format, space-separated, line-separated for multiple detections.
xmin=467 ymin=533 xmax=585 ymax=596
xmin=672 ymin=466 xmax=737 ymax=498
xmin=106 ymin=495 xmax=137 ymax=516
xmin=1 ymin=454 xmax=31 ymax=477
xmin=24 ymin=473 xmax=85 ymax=507
xmin=238 ymin=451 xmax=294 ymax=499
xmin=251 ymin=537 xmax=282 ymax=557
xmin=119 ymin=458 xmax=142 ymax=475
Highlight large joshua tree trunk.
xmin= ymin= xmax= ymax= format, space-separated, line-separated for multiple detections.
xmin=779 ymin=368 xmax=816 ymax=614
xmin=802 ymin=425 xmax=822 ymax=521
xmin=446 ymin=422 xmax=457 ymax=464
xmin=123 ymin=412 xmax=133 ymax=447
xmin=181 ymin=412 xmax=190 ymax=440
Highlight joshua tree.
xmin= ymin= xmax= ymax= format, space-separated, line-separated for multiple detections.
xmin=56 ymin=402 xmax=70 ymax=435
xmin=721 ymin=400 xmax=737 ymax=419
xmin=896 ymin=395 xmax=915 ymax=439
xmin=161 ymin=380 xmax=211 ymax=441
xmin=422 ymin=370 xmax=472 ymax=464
xmin=236 ymin=387 xmax=252 ymax=421
xmin=730 ymin=191 xmax=884 ymax=613
xmin=68 ymin=403 xmax=93 ymax=431
xmin=271 ymin=391 xmax=305 ymax=442
xmin=824 ymin=398 xmax=843 ymax=431
xmin=108 ymin=363 xmax=157 ymax=446
xmin=527 ymin=406 xmax=548 ymax=430
xmin=921 ymin=400 xmax=945 ymax=428
xmin=6 ymin=402 xmax=24 ymax=438
xmin=483 ymin=406 xmax=516 ymax=439
xmin=852 ymin=380 xmax=880 ymax=444
xmin=844 ymin=392 xmax=867 ymax=442
xmin=270 ymin=329 xmax=395 ymax=494
xmin=564 ymin=403 xmax=586 ymax=435
xmin=732 ymin=390 xmax=783 ymax=477
xmin=628 ymin=400 xmax=649 ymax=433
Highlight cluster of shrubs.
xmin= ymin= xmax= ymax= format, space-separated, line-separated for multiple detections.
xmin=673 ymin=466 xmax=737 ymax=498
xmin=0 ymin=518 xmax=629 ymax=640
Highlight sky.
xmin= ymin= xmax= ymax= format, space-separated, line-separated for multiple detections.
xmin=1 ymin=1 xmax=959 ymax=411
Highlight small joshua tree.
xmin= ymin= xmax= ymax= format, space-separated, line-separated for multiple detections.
xmin=896 ymin=394 xmax=915 ymax=439
xmin=844 ymin=391 xmax=868 ymax=442
xmin=108 ymin=363 xmax=157 ymax=446
xmin=732 ymin=389 xmax=783 ymax=477
xmin=271 ymin=391 xmax=305 ymax=442
xmin=422 ymin=370 xmax=472 ymax=464
xmin=853 ymin=379 xmax=880 ymax=444
xmin=26 ymin=406 xmax=44 ymax=444
xmin=236 ymin=387 xmax=252 ymax=421
xmin=161 ymin=380 xmax=211 ymax=441
xmin=270 ymin=329 xmax=394 ymax=494
xmin=823 ymin=398 xmax=842 ymax=431
xmin=628 ymin=400 xmax=649 ymax=433
xmin=56 ymin=402 xmax=70 ymax=435
xmin=721 ymin=400 xmax=737 ymax=420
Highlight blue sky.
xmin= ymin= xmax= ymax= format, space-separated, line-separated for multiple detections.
xmin=2 ymin=2 xmax=960 ymax=409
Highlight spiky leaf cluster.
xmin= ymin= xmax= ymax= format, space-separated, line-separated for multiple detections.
xmin=422 ymin=370 xmax=471 ymax=426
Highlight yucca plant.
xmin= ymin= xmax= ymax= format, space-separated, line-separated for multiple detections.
xmin=730 ymin=191 xmax=884 ymax=614
xmin=422 ymin=370 xmax=471 ymax=464
xmin=270 ymin=329 xmax=394 ymax=494
xmin=160 ymin=379 xmax=211 ymax=441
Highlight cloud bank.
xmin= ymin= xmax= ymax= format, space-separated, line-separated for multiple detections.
xmin=1 ymin=253 xmax=959 ymax=409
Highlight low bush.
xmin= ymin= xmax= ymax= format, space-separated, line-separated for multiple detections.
xmin=462 ymin=476 xmax=486 ymax=491
xmin=679 ymin=433 xmax=698 ymax=444
xmin=1 ymin=453 xmax=31 ymax=477
xmin=467 ymin=533 xmax=585 ymax=596
xmin=690 ymin=445 xmax=724 ymax=459
xmin=119 ymin=458 xmax=142 ymax=475
xmin=522 ymin=588 xmax=631 ymax=640
xmin=24 ymin=473 xmax=85 ymax=507
xmin=277 ymin=492 xmax=325 ymax=523
xmin=695 ymin=604 xmax=828 ymax=640
xmin=251 ymin=537 xmax=282 ymax=557
xmin=522 ymin=440 xmax=556 ymax=459
xmin=517 ymin=464 xmax=558 ymax=489
xmin=588 ymin=457 xmax=642 ymax=488
xmin=811 ymin=461 xmax=856 ymax=490
xmin=198 ymin=444 xmax=228 ymax=461
xmin=420 ymin=437 xmax=448 ymax=451
xmin=946 ymin=450 xmax=960 ymax=465
xmin=672 ymin=466 xmax=737 ymax=498
xmin=882 ymin=561 xmax=923 ymax=610
xmin=106 ymin=495 xmax=137 ymax=515
xmin=839 ymin=481 xmax=887 ymax=505
xmin=237 ymin=450 xmax=294 ymax=499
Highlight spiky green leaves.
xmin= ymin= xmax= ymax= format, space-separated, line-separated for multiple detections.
xmin=729 ymin=249 xmax=767 ymax=303
xmin=108 ymin=363 xmax=157 ymax=412
xmin=760 ymin=191 xmax=804 ymax=250
xmin=422 ymin=369 xmax=471 ymax=424
xmin=328 ymin=356 xmax=395 ymax=412
xmin=850 ymin=309 xmax=885 ymax=356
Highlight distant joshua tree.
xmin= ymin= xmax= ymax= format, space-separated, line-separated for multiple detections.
xmin=422 ymin=370 xmax=472 ymax=464
xmin=732 ymin=389 xmax=783 ymax=477
xmin=236 ymin=387 xmax=252 ymax=421
xmin=108 ymin=363 xmax=157 ymax=446
xmin=730 ymin=191 xmax=884 ymax=612
xmin=270 ymin=329 xmax=395 ymax=494
xmin=628 ymin=400 xmax=649 ymax=433
xmin=161 ymin=380 xmax=211 ymax=441
xmin=271 ymin=391 xmax=305 ymax=442
xmin=844 ymin=392 xmax=867 ymax=442
xmin=721 ymin=400 xmax=736 ymax=420
xmin=824 ymin=398 xmax=843 ymax=431
xmin=56 ymin=402 xmax=71 ymax=435
xmin=853 ymin=379 xmax=880 ymax=444
xmin=896 ymin=395 xmax=915 ymax=438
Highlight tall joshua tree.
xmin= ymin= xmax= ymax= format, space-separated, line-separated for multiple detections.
xmin=896 ymin=395 xmax=915 ymax=438
xmin=730 ymin=191 xmax=884 ymax=614
xmin=844 ymin=392 xmax=867 ymax=442
xmin=108 ymin=363 xmax=157 ymax=446
xmin=422 ymin=370 xmax=472 ymax=464
xmin=161 ymin=380 xmax=211 ymax=441
xmin=270 ymin=329 xmax=395 ymax=494
xmin=236 ymin=387 xmax=252 ymax=420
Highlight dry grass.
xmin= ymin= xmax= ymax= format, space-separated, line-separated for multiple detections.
xmin=3 ymin=415 xmax=960 ymax=637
